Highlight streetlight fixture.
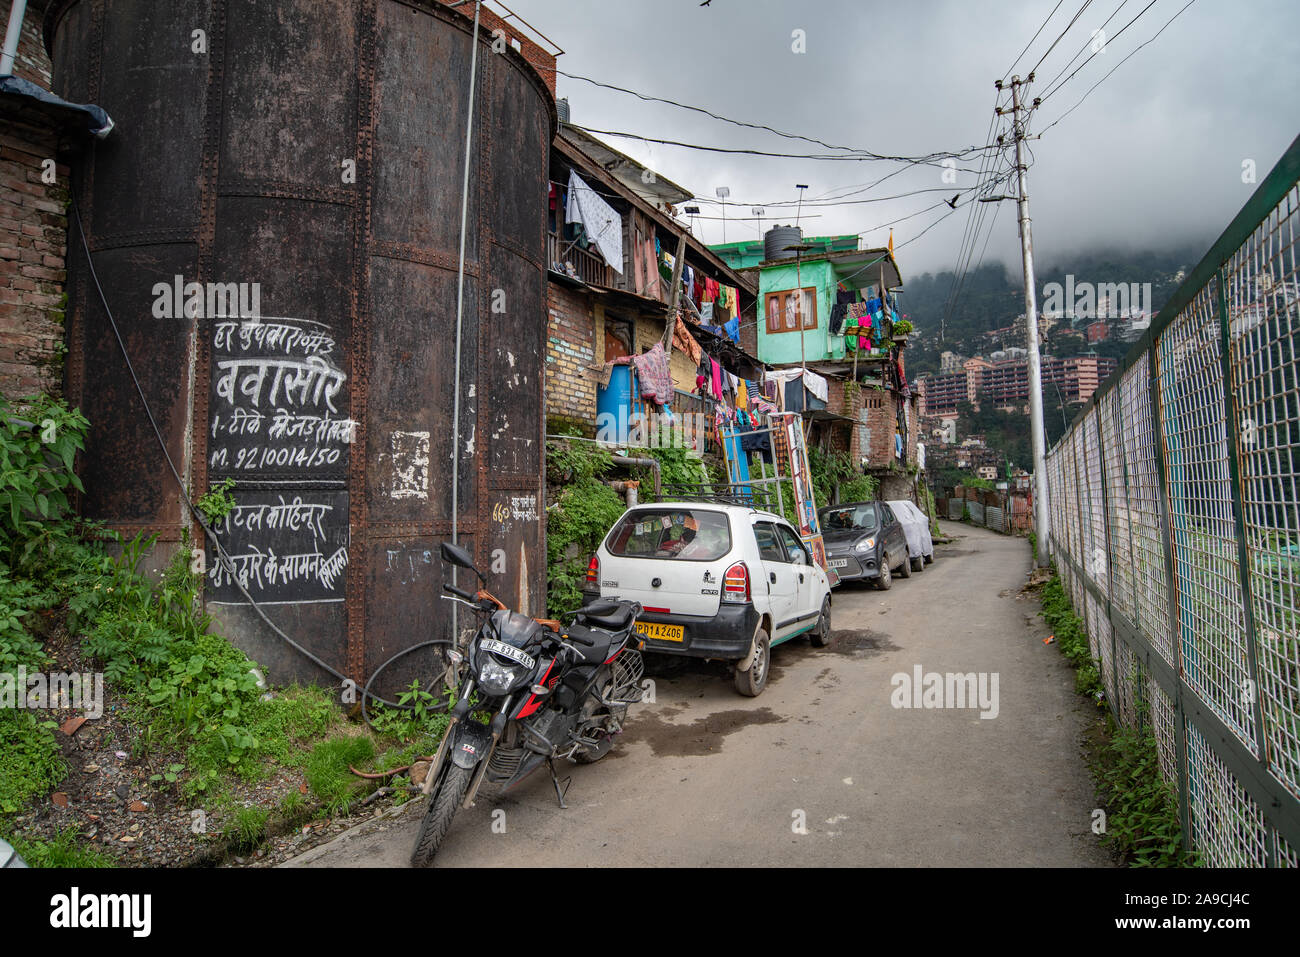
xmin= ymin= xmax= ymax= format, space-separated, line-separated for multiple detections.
xmin=716 ymin=186 xmax=731 ymax=242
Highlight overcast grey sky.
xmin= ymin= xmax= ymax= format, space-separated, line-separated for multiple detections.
xmin=506 ymin=0 xmax=1299 ymax=278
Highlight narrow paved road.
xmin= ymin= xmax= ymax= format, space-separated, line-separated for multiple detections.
xmin=288 ymin=521 xmax=1112 ymax=867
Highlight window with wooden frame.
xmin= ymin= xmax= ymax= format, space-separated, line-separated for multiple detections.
xmin=765 ymin=287 xmax=817 ymax=334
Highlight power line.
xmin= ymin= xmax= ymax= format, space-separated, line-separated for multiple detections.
xmin=1035 ymin=0 xmax=1162 ymax=107
xmin=1038 ymin=0 xmax=1197 ymax=132
xmin=1027 ymin=0 xmax=1097 ymax=78
xmin=1037 ymin=0 xmax=1131 ymax=99
xmin=558 ymin=71 xmax=997 ymax=168
xmin=567 ymin=124 xmax=997 ymax=166
xmin=1002 ymin=0 xmax=1067 ymax=82
xmin=692 ymin=185 xmax=975 ymax=211
xmin=937 ymin=92 xmax=1016 ymax=340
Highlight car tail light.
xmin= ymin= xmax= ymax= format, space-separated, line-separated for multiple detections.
xmin=722 ymin=561 xmax=751 ymax=603
xmin=586 ymin=554 xmax=600 ymax=586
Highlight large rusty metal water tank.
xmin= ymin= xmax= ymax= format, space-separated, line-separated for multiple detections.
xmin=45 ymin=0 xmax=554 ymax=693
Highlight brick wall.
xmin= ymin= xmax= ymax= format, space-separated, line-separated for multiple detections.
xmin=0 ymin=0 xmax=67 ymax=400
xmin=545 ymin=282 xmax=596 ymax=431
xmin=4 ymin=0 xmax=52 ymax=87
xmin=438 ymin=0 xmax=557 ymax=95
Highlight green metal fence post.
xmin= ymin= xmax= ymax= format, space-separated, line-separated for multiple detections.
xmin=1091 ymin=408 xmax=1121 ymax=715
xmin=1149 ymin=349 xmax=1193 ymax=857
xmin=1215 ymin=268 xmax=1274 ymax=865
xmin=1111 ymin=388 xmax=1145 ymax=727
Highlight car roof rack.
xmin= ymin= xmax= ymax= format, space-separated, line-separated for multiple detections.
xmin=647 ymin=483 xmax=784 ymax=511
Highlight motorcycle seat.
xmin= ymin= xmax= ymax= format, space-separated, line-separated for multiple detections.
xmin=576 ymin=599 xmax=636 ymax=632
xmin=564 ymin=623 xmax=620 ymax=665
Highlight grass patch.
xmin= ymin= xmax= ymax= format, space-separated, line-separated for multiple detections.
xmin=1039 ymin=572 xmax=1103 ymax=699
xmin=304 ymin=735 xmax=376 ymax=816
xmin=9 ymin=826 xmax=115 ymax=868
xmin=222 ymin=806 xmax=270 ymax=852
xmin=1038 ymin=564 xmax=1194 ymax=867
xmin=0 ymin=710 xmax=66 ymax=814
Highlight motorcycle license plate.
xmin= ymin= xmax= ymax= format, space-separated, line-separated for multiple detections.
xmin=479 ymin=638 xmax=535 ymax=669
xmin=636 ymin=621 xmax=684 ymax=643
xmin=829 ymin=559 xmax=848 ymax=569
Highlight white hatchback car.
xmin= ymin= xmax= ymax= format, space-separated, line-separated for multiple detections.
xmin=583 ymin=502 xmax=833 ymax=696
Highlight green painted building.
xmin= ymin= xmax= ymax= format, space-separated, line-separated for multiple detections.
xmin=744 ymin=246 xmax=903 ymax=368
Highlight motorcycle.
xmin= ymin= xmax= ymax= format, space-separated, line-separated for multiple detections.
xmin=410 ymin=541 xmax=645 ymax=867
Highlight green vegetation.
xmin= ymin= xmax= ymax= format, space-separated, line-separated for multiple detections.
xmin=1039 ymin=572 xmax=1102 ymax=699
xmin=195 ymin=477 xmax=237 ymax=525
xmin=367 ymin=679 xmax=452 ymax=744
xmin=304 ymin=734 xmax=376 ymax=817
xmin=9 ymin=826 xmax=116 ymax=868
xmin=0 ymin=393 xmax=422 ymax=857
xmin=902 ymin=248 xmax=1197 ymax=381
xmin=920 ymin=485 xmax=941 ymax=539
xmin=544 ymin=433 xmax=627 ymax=614
xmin=223 ymin=805 xmax=270 ymax=851
xmin=1037 ymin=562 xmax=1193 ymax=866
xmin=1095 ymin=723 xmax=1195 ymax=867
xmin=0 ymin=711 xmax=65 ymax=814
xmin=808 ymin=448 xmax=878 ymax=509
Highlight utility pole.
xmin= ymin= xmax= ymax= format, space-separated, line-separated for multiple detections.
xmin=998 ymin=74 xmax=1051 ymax=567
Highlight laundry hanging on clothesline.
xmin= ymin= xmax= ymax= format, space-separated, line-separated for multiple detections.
xmin=766 ymin=368 xmax=828 ymax=403
xmin=565 ymin=169 xmax=623 ymax=274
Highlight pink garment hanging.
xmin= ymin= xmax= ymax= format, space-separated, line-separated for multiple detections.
xmin=710 ymin=359 xmax=724 ymax=400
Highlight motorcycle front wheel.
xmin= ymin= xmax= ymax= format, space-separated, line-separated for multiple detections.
xmin=410 ymin=763 xmax=473 ymax=868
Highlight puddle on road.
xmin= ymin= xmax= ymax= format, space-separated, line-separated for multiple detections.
xmin=818 ymin=629 xmax=900 ymax=658
xmin=620 ymin=706 xmax=786 ymax=757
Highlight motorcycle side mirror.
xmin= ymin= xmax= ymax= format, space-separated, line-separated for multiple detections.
xmin=440 ymin=542 xmax=486 ymax=582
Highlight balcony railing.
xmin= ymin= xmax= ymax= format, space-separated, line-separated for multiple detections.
xmin=548 ymin=230 xmax=613 ymax=287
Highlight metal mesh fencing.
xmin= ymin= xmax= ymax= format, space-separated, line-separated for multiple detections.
xmin=1042 ymin=135 xmax=1300 ymax=867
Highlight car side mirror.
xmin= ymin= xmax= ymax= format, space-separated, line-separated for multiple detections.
xmin=789 ymin=548 xmax=806 ymax=565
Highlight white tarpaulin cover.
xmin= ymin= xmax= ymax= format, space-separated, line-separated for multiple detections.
xmin=565 ymin=169 xmax=624 ymax=275
xmin=887 ymin=500 xmax=934 ymax=560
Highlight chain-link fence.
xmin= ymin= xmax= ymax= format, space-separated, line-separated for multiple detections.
xmin=1044 ymin=134 xmax=1300 ymax=867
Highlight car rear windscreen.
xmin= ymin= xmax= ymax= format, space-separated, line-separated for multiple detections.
xmin=820 ymin=503 xmax=879 ymax=531
xmin=605 ymin=509 xmax=732 ymax=561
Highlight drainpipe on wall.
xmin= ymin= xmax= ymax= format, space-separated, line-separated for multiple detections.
xmin=608 ymin=456 xmax=661 ymax=498
xmin=1 ymin=0 xmax=29 ymax=76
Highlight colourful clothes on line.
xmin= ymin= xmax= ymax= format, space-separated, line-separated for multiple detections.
xmin=672 ymin=316 xmax=703 ymax=365
xmin=630 ymin=342 xmax=673 ymax=405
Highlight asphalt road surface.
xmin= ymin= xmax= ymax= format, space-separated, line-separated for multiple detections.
xmin=287 ymin=521 xmax=1113 ymax=867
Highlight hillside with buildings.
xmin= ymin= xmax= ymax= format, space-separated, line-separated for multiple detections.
xmin=900 ymin=247 xmax=1200 ymax=379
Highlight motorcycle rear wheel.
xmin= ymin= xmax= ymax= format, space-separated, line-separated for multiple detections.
xmin=573 ymin=735 xmax=614 ymax=764
xmin=410 ymin=763 xmax=472 ymax=868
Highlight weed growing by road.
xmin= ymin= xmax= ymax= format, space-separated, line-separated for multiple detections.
xmin=9 ymin=826 xmax=115 ymax=868
xmin=1039 ymin=573 xmax=1102 ymax=698
xmin=1037 ymin=563 xmax=1192 ymax=866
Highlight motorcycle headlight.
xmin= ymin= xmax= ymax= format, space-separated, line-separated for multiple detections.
xmin=854 ymin=537 xmax=876 ymax=554
xmin=477 ymin=658 xmax=524 ymax=694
